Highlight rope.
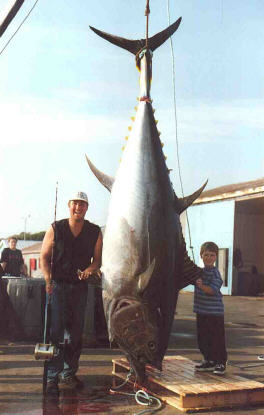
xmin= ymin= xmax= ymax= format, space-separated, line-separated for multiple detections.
xmin=110 ymin=367 xmax=162 ymax=415
xmin=145 ymin=0 xmax=150 ymax=48
xmin=0 ymin=0 xmax=40 ymax=56
xmin=110 ymin=368 xmax=134 ymax=391
xmin=166 ymin=0 xmax=195 ymax=262
xmin=134 ymin=390 xmax=162 ymax=415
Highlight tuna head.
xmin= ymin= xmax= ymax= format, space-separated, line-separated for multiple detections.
xmin=111 ymin=296 xmax=158 ymax=384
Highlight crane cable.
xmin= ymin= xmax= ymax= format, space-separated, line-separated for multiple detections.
xmin=166 ymin=0 xmax=195 ymax=262
xmin=0 ymin=0 xmax=39 ymax=56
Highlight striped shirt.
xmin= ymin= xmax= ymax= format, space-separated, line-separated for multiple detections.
xmin=193 ymin=267 xmax=224 ymax=316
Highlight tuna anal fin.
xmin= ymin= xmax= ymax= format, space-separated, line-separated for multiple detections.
xmin=174 ymin=180 xmax=208 ymax=214
xmin=137 ymin=259 xmax=155 ymax=294
xmin=85 ymin=154 xmax=114 ymax=192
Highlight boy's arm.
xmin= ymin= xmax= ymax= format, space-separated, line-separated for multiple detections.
xmin=195 ymin=278 xmax=216 ymax=295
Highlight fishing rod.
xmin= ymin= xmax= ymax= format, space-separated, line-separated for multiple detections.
xmin=166 ymin=0 xmax=196 ymax=262
xmin=34 ymin=182 xmax=59 ymax=395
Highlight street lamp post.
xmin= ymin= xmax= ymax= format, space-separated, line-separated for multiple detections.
xmin=24 ymin=214 xmax=31 ymax=240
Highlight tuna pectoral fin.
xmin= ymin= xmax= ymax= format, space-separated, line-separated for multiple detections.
xmin=89 ymin=17 xmax=181 ymax=55
xmin=179 ymin=249 xmax=203 ymax=289
xmin=174 ymin=180 xmax=208 ymax=214
xmin=137 ymin=259 xmax=156 ymax=294
xmin=85 ymin=155 xmax=114 ymax=192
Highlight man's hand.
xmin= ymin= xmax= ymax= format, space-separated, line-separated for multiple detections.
xmin=45 ymin=281 xmax=53 ymax=294
xmin=77 ymin=268 xmax=102 ymax=281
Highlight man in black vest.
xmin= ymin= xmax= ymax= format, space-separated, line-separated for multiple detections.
xmin=41 ymin=191 xmax=102 ymax=395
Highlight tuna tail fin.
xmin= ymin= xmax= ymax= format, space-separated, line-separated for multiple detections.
xmin=89 ymin=17 xmax=182 ymax=55
xmin=174 ymin=180 xmax=208 ymax=214
xmin=85 ymin=155 xmax=114 ymax=192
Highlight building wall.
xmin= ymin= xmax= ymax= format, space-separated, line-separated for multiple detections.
xmin=23 ymin=253 xmax=43 ymax=278
xmin=234 ymin=212 xmax=264 ymax=274
xmin=182 ymin=199 xmax=235 ymax=295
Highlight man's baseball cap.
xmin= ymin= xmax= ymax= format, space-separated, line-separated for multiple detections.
xmin=69 ymin=191 xmax=89 ymax=204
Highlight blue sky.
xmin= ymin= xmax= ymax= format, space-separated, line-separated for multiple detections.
xmin=0 ymin=0 xmax=263 ymax=237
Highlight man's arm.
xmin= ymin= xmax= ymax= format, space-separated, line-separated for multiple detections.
xmin=20 ymin=263 xmax=28 ymax=276
xmin=40 ymin=226 xmax=54 ymax=293
xmin=1 ymin=262 xmax=7 ymax=271
xmin=0 ymin=248 xmax=8 ymax=271
xmin=19 ymin=250 xmax=28 ymax=276
xmin=79 ymin=230 xmax=103 ymax=280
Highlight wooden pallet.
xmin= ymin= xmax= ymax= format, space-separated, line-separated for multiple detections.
xmin=112 ymin=356 xmax=264 ymax=412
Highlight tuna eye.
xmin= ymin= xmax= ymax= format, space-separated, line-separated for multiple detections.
xmin=148 ymin=341 xmax=156 ymax=351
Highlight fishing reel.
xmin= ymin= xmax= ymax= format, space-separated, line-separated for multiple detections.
xmin=34 ymin=343 xmax=58 ymax=361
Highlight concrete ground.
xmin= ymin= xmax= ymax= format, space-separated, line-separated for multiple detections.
xmin=0 ymin=292 xmax=264 ymax=414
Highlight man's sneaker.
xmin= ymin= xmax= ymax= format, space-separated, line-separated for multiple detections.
xmin=195 ymin=361 xmax=215 ymax=372
xmin=258 ymin=355 xmax=264 ymax=361
xmin=46 ymin=380 xmax=59 ymax=395
xmin=213 ymin=363 xmax=226 ymax=375
xmin=60 ymin=375 xmax=84 ymax=389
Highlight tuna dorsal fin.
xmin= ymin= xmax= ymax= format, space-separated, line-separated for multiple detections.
xmin=89 ymin=17 xmax=182 ymax=55
xmin=174 ymin=180 xmax=208 ymax=214
xmin=85 ymin=155 xmax=114 ymax=192
xmin=137 ymin=258 xmax=156 ymax=294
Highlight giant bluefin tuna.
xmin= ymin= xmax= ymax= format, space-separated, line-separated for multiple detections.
xmin=86 ymin=16 xmax=207 ymax=383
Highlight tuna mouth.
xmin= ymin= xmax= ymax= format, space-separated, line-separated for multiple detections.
xmin=114 ymin=298 xmax=139 ymax=314
xmin=111 ymin=297 xmax=158 ymax=363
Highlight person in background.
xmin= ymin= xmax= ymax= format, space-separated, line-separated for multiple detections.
xmin=41 ymin=191 xmax=103 ymax=395
xmin=0 ymin=237 xmax=27 ymax=277
xmin=194 ymin=241 xmax=227 ymax=375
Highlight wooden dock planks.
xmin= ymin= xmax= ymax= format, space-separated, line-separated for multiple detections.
xmin=112 ymin=356 xmax=264 ymax=412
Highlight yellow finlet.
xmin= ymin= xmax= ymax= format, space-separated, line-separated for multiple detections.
xmin=131 ymin=116 xmax=135 ymax=122
xmin=125 ymin=136 xmax=129 ymax=141
xmin=128 ymin=126 xmax=132 ymax=131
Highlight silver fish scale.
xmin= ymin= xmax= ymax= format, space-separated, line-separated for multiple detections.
xmin=102 ymin=100 xmax=176 ymax=296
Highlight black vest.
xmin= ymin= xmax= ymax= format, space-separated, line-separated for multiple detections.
xmin=52 ymin=219 xmax=100 ymax=283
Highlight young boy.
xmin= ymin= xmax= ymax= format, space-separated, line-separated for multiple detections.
xmin=194 ymin=242 xmax=227 ymax=375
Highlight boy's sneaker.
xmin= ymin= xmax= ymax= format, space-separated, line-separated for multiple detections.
xmin=195 ymin=360 xmax=215 ymax=372
xmin=60 ymin=375 xmax=84 ymax=389
xmin=213 ymin=363 xmax=226 ymax=375
xmin=258 ymin=355 xmax=264 ymax=361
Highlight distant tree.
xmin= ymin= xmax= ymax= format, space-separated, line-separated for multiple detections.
xmin=5 ymin=232 xmax=45 ymax=241
xmin=31 ymin=231 xmax=45 ymax=241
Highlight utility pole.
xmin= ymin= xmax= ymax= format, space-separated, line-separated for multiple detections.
xmin=23 ymin=214 xmax=30 ymax=240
